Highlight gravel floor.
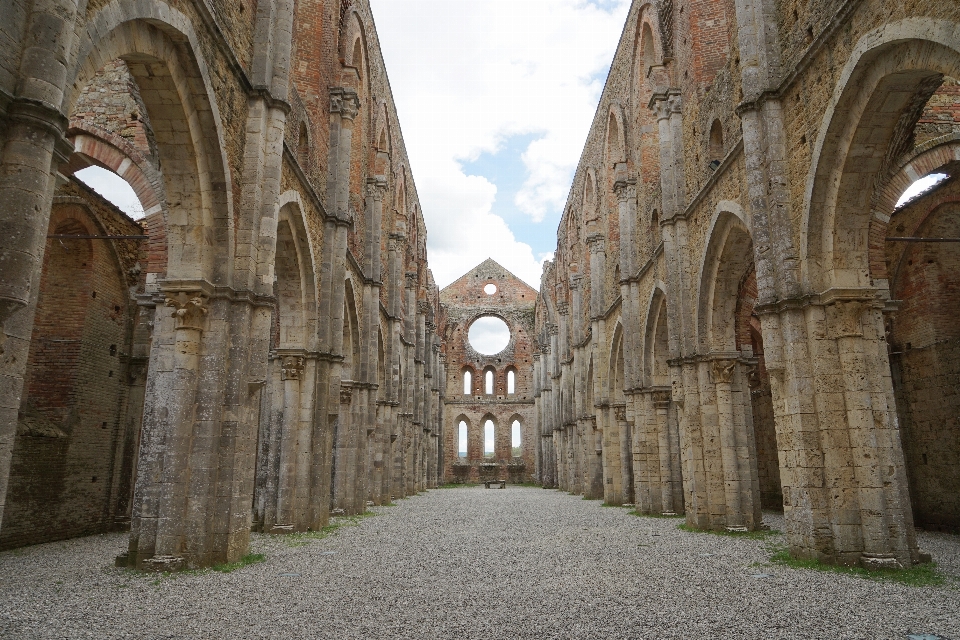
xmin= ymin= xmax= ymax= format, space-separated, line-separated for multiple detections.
xmin=0 ymin=486 xmax=958 ymax=640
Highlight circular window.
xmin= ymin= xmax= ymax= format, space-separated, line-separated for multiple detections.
xmin=468 ymin=316 xmax=510 ymax=355
xmin=483 ymin=283 xmax=497 ymax=295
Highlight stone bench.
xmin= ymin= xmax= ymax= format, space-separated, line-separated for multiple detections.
xmin=484 ymin=480 xmax=506 ymax=489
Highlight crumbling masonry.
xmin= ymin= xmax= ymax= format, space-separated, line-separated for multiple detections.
xmin=533 ymin=0 xmax=960 ymax=568
xmin=0 ymin=0 xmax=444 ymax=569
xmin=1 ymin=0 xmax=958 ymax=574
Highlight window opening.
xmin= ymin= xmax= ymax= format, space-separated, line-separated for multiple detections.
xmin=485 ymin=369 xmax=494 ymax=395
xmin=511 ymin=420 xmax=522 ymax=457
xmin=484 ymin=420 xmax=495 ymax=458
xmin=463 ymin=370 xmax=472 ymax=395
xmin=468 ymin=316 xmax=510 ymax=355
xmin=484 ymin=283 xmax=497 ymax=295
xmin=507 ymin=370 xmax=516 ymax=394
xmin=458 ymin=421 xmax=468 ymax=458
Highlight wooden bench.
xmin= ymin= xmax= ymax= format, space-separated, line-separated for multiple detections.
xmin=484 ymin=479 xmax=506 ymax=489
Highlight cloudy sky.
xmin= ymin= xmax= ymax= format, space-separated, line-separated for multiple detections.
xmin=368 ymin=0 xmax=632 ymax=289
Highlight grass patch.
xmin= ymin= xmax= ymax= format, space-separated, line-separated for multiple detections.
xmin=436 ymin=483 xmax=476 ymax=489
xmin=768 ymin=546 xmax=947 ymax=587
xmin=676 ymin=523 xmax=781 ymax=539
xmin=210 ymin=552 xmax=266 ymax=573
xmin=285 ymin=512 xmax=375 ymax=548
xmin=628 ymin=510 xmax=685 ymax=519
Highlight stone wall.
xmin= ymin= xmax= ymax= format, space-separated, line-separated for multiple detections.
xmin=534 ymin=0 xmax=960 ymax=568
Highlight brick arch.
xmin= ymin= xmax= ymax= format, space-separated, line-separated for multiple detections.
xmin=69 ymin=3 xmax=235 ymax=285
xmin=66 ymin=127 xmax=163 ymax=216
xmin=801 ymin=19 xmax=960 ymax=292
xmin=868 ymin=137 xmax=960 ymax=281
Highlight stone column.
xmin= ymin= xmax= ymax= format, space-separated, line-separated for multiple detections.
xmin=320 ymin=86 xmax=358 ymax=517
xmin=587 ymin=235 xmax=606 ymax=318
xmin=0 ymin=0 xmax=80 ymax=535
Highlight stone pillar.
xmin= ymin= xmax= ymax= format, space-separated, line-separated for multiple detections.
xmin=682 ymin=357 xmax=762 ymax=531
xmin=0 ymin=0 xmax=81 ymax=535
xmin=321 ymin=86 xmax=358 ymax=517
xmin=760 ymin=297 xmax=919 ymax=567
xmin=587 ymin=235 xmax=606 ymax=318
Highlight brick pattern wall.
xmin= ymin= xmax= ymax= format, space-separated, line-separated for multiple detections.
xmin=0 ymin=181 xmax=145 ymax=550
xmin=887 ymin=184 xmax=960 ymax=532
xmin=441 ymin=260 xmax=538 ymax=483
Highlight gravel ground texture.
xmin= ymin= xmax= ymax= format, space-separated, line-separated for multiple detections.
xmin=0 ymin=486 xmax=958 ymax=640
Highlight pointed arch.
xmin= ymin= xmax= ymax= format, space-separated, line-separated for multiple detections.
xmin=697 ymin=205 xmax=754 ymax=352
xmin=605 ymin=104 xmax=627 ymax=167
xmin=342 ymin=277 xmax=362 ymax=382
xmin=802 ymin=19 xmax=960 ymax=291
xmin=69 ymin=3 xmax=235 ymax=284
xmin=643 ymin=287 xmax=670 ymax=388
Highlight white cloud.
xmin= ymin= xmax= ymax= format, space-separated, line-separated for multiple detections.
xmin=370 ymin=0 xmax=630 ymax=288
xmin=74 ymin=166 xmax=145 ymax=219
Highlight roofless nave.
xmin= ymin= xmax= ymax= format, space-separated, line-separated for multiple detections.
xmin=0 ymin=0 xmax=957 ymax=571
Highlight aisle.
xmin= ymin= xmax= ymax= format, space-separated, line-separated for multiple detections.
xmin=0 ymin=486 xmax=958 ymax=639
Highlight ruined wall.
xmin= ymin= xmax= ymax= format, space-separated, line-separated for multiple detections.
xmin=0 ymin=180 xmax=144 ymax=550
xmin=887 ymin=175 xmax=960 ymax=533
xmin=441 ymin=260 xmax=538 ymax=484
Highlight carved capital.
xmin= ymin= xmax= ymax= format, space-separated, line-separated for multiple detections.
xmin=281 ymin=356 xmax=305 ymax=381
xmin=388 ymin=233 xmax=407 ymax=252
xmin=826 ymin=301 xmax=867 ymax=339
xmin=417 ymin=300 xmax=432 ymax=315
xmin=651 ymin=95 xmax=672 ymax=121
xmin=556 ymin=303 xmax=569 ymax=315
xmin=586 ymin=233 xmax=606 ymax=254
xmin=340 ymin=384 xmax=353 ymax=404
xmin=164 ymin=292 xmax=208 ymax=331
xmin=614 ymin=405 xmax=627 ymax=422
xmin=711 ymin=359 xmax=737 ymax=384
xmin=569 ymin=274 xmax=583 ymax=290
xmin=365 ymin=176 xmax=388 ymax=201
xmin=547 ymin=323 xmax=559 ymax=336
xmin=651 ymin=389 xmax=671 ymax=408
xmin=405 ymin=272 xmax=419 ymax=288
xmin=330 ymin=88 xmax=360 ymax=121
xmin=613 ymin=177 xmax=637 ymax=202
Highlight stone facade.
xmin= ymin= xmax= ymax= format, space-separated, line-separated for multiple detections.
xmin=439 ymin=259 xmax=537 ymax=484
xmin=534 ymin=0 xmax=960 ymax=569
xmin=0 ymin=0 xmax=443 ymax=568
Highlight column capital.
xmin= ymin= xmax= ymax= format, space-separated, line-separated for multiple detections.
xmin=280 ymin=355 xmax=305 ymax=381
xmin=586 ymin=233 xmax=606 ymax=253
xmin=330 ymin=87 xmax=360 ymax=121
xmin=365 ymin=176 xmax=388 ymax=201
xmin=405 ymin=272 xmax=419 ymax=288
xmin=388 ymin=233 xmax=407 ymax=252
xmin=164 ymin=291 xmax=209 ymax=331
xmin=711 ymin=359 xmax=737 ymax=384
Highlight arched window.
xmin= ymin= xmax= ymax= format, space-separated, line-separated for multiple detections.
xmin=484 ymin=420 xmax=495 ymax=458
xmin=507 ymin=369 xmax=516 ymax=395
xmin=485 ymin=369 xmax=494 ymax=395
xmin=708 ymin=119 xmax=723 ymax=168
xmin=463 ymin=369 xmax=472 ymax=395
xmin=458 ymin=420 xmax=468 ymax=458
xmin=511 ymin=420 xmax=522 ymax=457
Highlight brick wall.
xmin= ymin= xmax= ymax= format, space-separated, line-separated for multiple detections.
xmin=440 ymin=259 xmax=538 ymax=483
xmin=887 ymin=181 xmax=960 ymax=532
xmin=0 ymin=180 xmax=145 ymax=550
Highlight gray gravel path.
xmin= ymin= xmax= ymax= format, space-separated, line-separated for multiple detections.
xmin=0 ymin=486 xmax=958 ymax=640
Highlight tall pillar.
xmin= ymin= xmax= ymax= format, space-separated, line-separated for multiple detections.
xmin=0 ymin=0 xmax=81 ymax=535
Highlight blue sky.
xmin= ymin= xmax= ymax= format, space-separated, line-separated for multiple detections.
xmin=460 ymin=133 xmax=557 ymax=261
xmin=370 ymin=0 xmax=632 ymax=289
